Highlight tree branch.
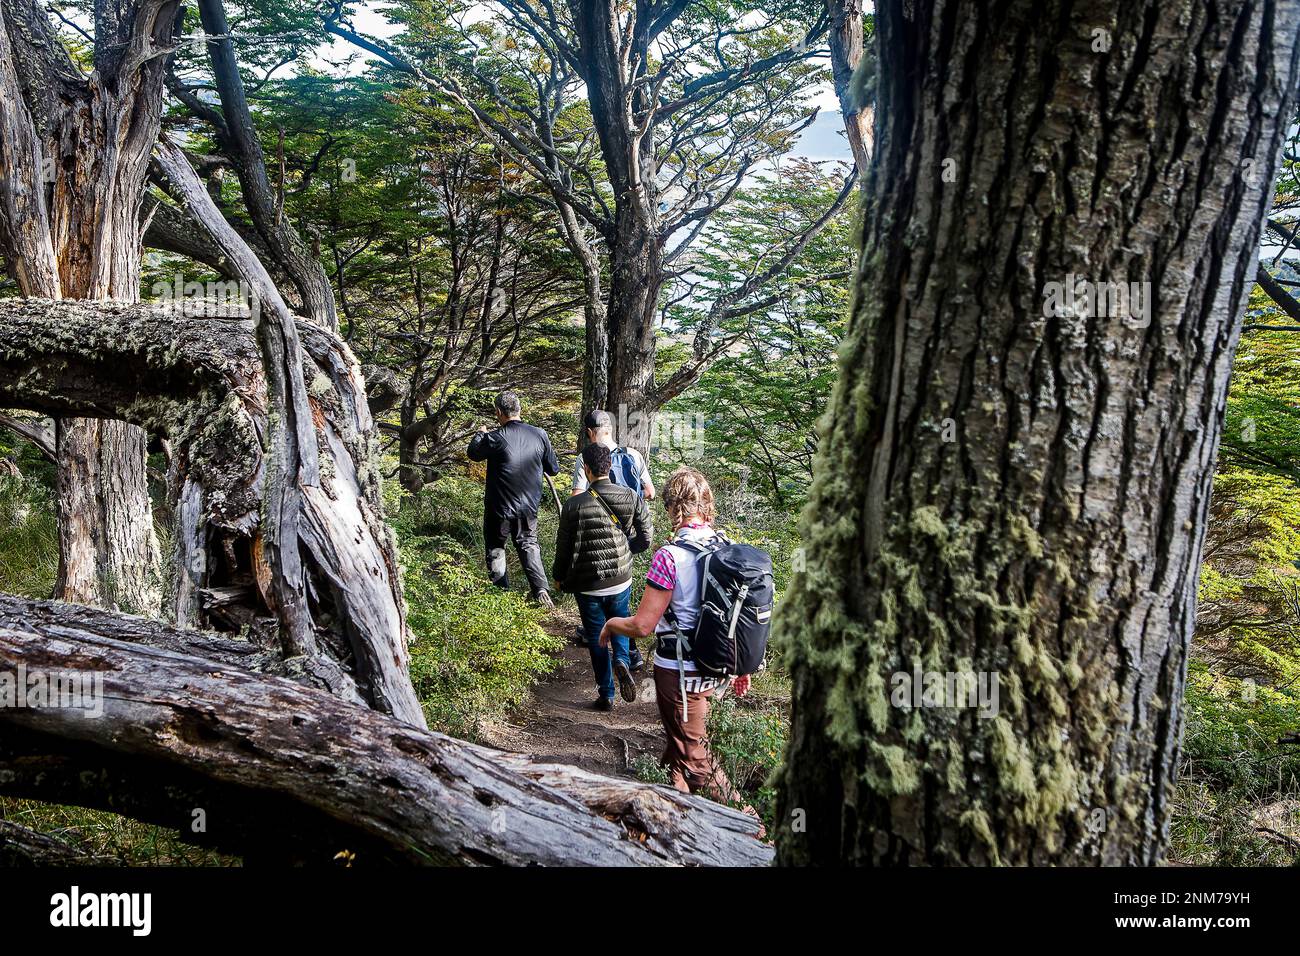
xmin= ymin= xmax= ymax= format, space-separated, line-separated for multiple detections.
xmin=0 ymin=411 xmax=54 ymax=461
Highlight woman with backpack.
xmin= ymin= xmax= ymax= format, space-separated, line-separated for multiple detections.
xmin=599 ymin=467 xmax=769 ymax=806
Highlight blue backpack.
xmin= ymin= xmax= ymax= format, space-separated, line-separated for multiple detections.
xmin=608 ymin=447 xmax=643 ymax=497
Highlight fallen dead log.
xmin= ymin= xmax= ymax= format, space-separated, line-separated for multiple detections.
xmin=0 ymin=591 xmax=273 ymax=670
xmin=483 ymin=751 xmax=772 ymax=866
xmin=0 ymin=592 xmax=365 ymax=705
xmin=0 ymin=616 xmax=773 ymax=866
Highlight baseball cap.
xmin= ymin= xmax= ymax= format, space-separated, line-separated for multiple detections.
xmin=583 ymin=409 xmax=613 ymax=430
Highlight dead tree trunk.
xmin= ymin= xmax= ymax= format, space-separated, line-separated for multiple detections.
xmin=0 ymin=0 xmax=178 ymax=613
xmin=826 ymin=0 xmax=872 ymax=175
xmin=775 ymin=0 xmax=1300 ymax=865
xmin=0 ymin=596 xmax=771 ymax=866
xmin=0 ymin=296 xmax=423 ymax=725
xmin=155 ymin=139 xmax=425 ymax=726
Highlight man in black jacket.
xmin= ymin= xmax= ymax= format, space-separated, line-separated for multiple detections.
xmin=553 ymin=443 xmax=653 ymax=710
xmin=468 ymin=392 xmax=560 ymax=607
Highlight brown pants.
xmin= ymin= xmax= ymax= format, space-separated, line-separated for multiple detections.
xmin=654 ymin=665 xmax=738 ymax=803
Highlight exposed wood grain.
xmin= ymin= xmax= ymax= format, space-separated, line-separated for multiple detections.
xmin=0 ymin=616 xmax=771 ymax=866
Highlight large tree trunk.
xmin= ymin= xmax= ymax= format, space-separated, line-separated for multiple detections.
xmin=0 ymin=0 xmax=178 ymax=614
xmin=0 ymin=594 xmax=771 ymax=866
xmin=775 ymin=0 xmax=1300 ymax=866
xmin=604 ymin=218 xmax=662 ymax=452
xmin=53 ymin=419 xmax=159 ymax=614
xmin=571 ymin=0 xmax=662 ymax=453
xmin=0 ymin=295 xmax=424 ymax=726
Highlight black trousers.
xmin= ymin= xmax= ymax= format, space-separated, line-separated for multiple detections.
xmin=484 ymin=510 xmax=549 ymax=597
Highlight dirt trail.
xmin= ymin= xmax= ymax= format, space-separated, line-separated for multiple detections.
xmin=480 ymin=607 xmax=663 ymax=780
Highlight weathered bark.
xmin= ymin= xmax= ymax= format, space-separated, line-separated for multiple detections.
xmin=0 ymin=591 xmax=299 ymax=685
xmin=0 ymin=296 xmax=422 ymax=725
xmin=775 ymin=0 xmax=1300 ymax=865
xmin=0 ymin=0 xmax=177 ymax=614
xmin=54 ymin=418 xmax=160 ymax=614
xmin=0 ymin=9 xmax=61 ymax=294
xmin=826 ymin=0 xmax=872 ymax=175
xmin=0 ymin=612 xmax=771 ymax=866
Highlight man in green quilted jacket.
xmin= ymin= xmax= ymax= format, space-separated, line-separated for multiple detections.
xmin=552 ymin=443 xmax=653 ymax=711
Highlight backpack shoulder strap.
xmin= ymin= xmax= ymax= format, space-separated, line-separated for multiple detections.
xmin=588 ymin=487 xmax=630 ymax=538
xmin=674 ymin=532 xmax=722 ymax=554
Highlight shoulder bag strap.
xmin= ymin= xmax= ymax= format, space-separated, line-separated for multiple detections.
xmin=588 ymin=487 xmax=630 ymax=539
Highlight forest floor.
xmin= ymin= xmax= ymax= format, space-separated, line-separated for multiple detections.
xmin=480 ymin=607 xmax=664 ymax=781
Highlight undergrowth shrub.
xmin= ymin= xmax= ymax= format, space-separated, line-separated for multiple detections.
xmin=707 ymin=691 xmax=787 ymax=833
xmin=392 ymin=476 xmax=563 ymax=738
xmin=1169 ymin=663 xmax=1300 ymax=865
xmin=0 ymin=473 xmax=58 ymax=599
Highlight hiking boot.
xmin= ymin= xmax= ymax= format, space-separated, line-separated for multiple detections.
xmin=535 ymin=590 xmax=555 ymax=610
xmin=615 ymin=660 xmax=637 ymax=703
xmin=628 ymin=648 xmax=645 ymax=672
xmin=592 ymin=696 xmax=614 ymax=712
xmin=572 ymin=625 xmax=588 ymax=647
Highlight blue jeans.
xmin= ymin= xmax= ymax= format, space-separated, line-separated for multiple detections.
xmin=576 ymin=586 xmax=632 ymax=701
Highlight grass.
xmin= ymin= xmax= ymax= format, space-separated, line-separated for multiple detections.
xmin=1167 ymin=666 xmax=1300 ymax=866
xmin=0 ymin=473 xmax=58 ymax=598
xmin=0 ymin=797 xmax=239 ymax=866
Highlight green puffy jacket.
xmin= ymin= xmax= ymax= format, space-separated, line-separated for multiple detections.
xmin=552 ymin=479 xmax=653 ymax=593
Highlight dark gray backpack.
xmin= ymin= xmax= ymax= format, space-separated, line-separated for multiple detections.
xmin=665 ymin=536 xmax=774 ymax=679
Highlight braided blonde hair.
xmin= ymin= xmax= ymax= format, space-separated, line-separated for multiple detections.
xmin=662 ymin=466 xmax=716 ymax=529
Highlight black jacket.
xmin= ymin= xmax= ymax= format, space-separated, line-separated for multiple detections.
xmin=552 ymin=479 xmax=653 ymax=593
xmin=467 ymin=420 xmax=560 ymax=518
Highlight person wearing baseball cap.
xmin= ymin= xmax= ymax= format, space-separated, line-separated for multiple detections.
xmin=572 ymin=409 xmax=655 ymax=500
